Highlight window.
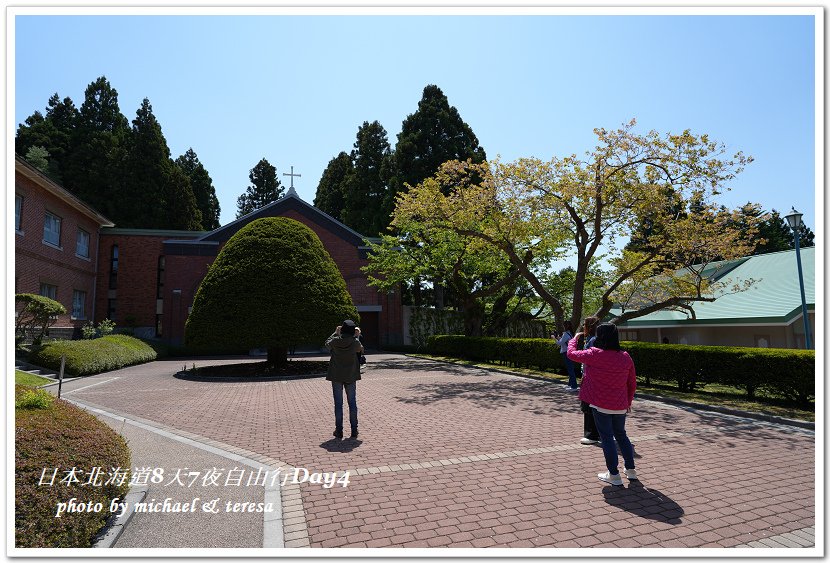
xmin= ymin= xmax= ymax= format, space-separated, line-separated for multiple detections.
xmin=15 ymin=195 xmax=23 ymax=232
xmin=156 ymin=256 xmax=166 ymax=298
xmin=39 ymin=283 xmax=57 ymax=300
xmin=76 ymin=229 xmax=90 ymax=258
xmin=43 ymin=211 xmax=62 ymax=247
xmin=72 ymin=290 xmax=86 ymax=319
xmin=109 ymin=245 xmax=119 ymax=289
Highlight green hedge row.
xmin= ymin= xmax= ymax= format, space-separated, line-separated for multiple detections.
xmin=15 ymin=385 xmax=131 ymax=547
xmin=28 ymin=334 xmax=157 ymax=376
xmin=426 ymin=335 xmax=815 ymax=407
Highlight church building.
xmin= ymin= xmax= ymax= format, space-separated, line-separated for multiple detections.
xmin=15 ymin=155 xmax=404 ymax=349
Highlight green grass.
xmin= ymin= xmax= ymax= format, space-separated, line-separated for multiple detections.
xmin=415 ymin=354 xmax=815 ymax=423
xmin=15 ymin=369 xmax=52 ymax=387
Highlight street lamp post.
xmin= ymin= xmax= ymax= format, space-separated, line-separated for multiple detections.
xmin=784 ymin=207 xmax=812 ymax=349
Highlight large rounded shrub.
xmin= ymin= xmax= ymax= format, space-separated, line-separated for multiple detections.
xmin=186 ymin=217 xmax=359 ymax=365
xmin=15 ymin=385 xmax=131 ymax=547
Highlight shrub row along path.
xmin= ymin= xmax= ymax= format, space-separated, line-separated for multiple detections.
xmin=54 ymin=353 xmax=816 ymax=551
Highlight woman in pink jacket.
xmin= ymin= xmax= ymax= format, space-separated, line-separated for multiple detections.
xmin=567 ymin=323 xmax=637 ymax=486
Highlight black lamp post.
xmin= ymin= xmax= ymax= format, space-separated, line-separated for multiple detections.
xmin=784 ymin=207 xmax=812 ymax=349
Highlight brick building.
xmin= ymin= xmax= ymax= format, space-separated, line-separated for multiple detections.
xmin=16 ymin=158 xmax=404 ymax=349
xmin=14 ymin=155 xmax=114 ymax=339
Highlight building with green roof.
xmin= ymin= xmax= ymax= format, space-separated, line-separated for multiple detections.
xmin=614 ymin=247 xmax=815 ymax=349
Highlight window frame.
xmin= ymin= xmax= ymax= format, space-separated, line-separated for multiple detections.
xmin=15 ymin=194 xmax=23 ymax=233
xmin=75 ymin=228 xmax=91 ymax=259
xmin=43 ymin=210 xmax=62 ymax=248
xmin=71 ymin=290 xmax=87 ymax=320
xmin=39 ymin=283 xmax=58 ymax=300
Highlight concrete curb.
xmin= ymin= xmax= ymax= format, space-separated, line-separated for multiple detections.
xmin=410 ymin=355 xmax=815 ymax=431
xmin=93 ymin=485 xmax=148 ymax=548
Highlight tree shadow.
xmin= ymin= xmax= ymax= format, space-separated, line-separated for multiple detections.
xmin=602 ymin=480 xmax=684 ymax=524
xmin=319 ymin=437 xmax=363 ymax=453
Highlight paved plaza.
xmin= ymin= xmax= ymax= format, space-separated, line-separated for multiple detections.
xmin=54 ymin=353 xmax=816 ymax=551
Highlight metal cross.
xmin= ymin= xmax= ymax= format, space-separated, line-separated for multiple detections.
xmin=283 ymin=166 xmax=301 ymax=189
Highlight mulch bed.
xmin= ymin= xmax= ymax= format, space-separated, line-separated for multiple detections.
xmin=180 ymin=360 xmax=329 ymax=381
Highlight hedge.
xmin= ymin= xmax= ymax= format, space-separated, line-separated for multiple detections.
xmin=426 ymin=335 xmax=815 ymax=407
xmin=28 ymin=334 xmax=157 ymax=376
xmin=15 ymin=385 xmax=131 ymax=547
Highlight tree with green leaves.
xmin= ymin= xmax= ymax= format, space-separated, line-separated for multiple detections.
xmin=16 ymin=93 xmax=79 ymax=184
xmin=15 ymin=294 xmax=66 ymax=345
xmin=186 ymin=217 xmax=359 ymax=367
xmin=748 ymin=206 xmax=815 ymax=253
xmin=314 ymin=151 xmax=352 ymax=221
xmin=342 ymin=121 xmax=392 ymax=236
xmin=236 ymin=158 xmax=284 ymax=218
xmin=122 ymin=98 xmax=201 ymax=229
xmin=385 ymin=84 xmax=487 ymax=217
xmin=64 ymin=76 xmax=130 ymax=220
xmin=381 ymin=120 xmax=757 ymax=332
xmin=176 ymin=148 xmax=221 ymax=230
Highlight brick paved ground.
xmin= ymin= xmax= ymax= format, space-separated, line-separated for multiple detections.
xmin=59 ymin=353 xmax=816 ymax=550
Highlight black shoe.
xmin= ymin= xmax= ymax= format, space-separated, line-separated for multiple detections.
xmin=333 ymin=429 xmax=343 ymax=439
xmin=350 ymin=429 xmax=358 ymax=439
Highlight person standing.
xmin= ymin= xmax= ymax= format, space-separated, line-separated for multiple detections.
xmin=555 ymin=321 xmax=578 ymax=391
xmin=579 ymin=316 xmax=601 ymax=445
xmin=567 ymin=323 xmax=638 ymax=486
xmin=325 ymin=320 xmax=364 ymax=440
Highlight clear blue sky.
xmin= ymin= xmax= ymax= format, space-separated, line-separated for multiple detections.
xmin=13 ymin=10 xmax=818 ymax=232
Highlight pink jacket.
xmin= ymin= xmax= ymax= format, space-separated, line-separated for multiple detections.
xmin=567 ymin=337 xmax=636 ymax=411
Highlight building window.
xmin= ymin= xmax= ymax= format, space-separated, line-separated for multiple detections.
xmin=15 ymin=195 xmax=23 ymax=232
xmin=43 ymin=211 xmax=62 ymax=247
xmin=107 ymin=299 xmax=117 ymax=322
xmin=76 ymin=229 xmax=90 ymax=258
xmin=157 ymin=256 xmax=165 ymax=299
xmin=109 ymin=245 xmax=119 ymax=289
xmin=72 ymin=290 xmax=87 ymax=319
xmin=39 ymin=283 xmax=57 ymax=300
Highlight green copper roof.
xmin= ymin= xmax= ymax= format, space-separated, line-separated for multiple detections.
xmin=615 ymin=247 xmax=815 ymax=326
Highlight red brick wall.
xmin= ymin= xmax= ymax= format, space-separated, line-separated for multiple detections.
xmin=15 ymin=174 xmax=101 ymax=334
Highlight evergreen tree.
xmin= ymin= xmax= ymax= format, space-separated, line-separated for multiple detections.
xmin=64 ymin=76 xmax=130 ymax=219
xmin=24 ymin=146 xmax=50 ymax=173
xmin=342 ymin=121 xmax=392 ymax=236
xmin=164 ymin=165 xmax=203 ymax=230
xmin=755 ymin=208 xmax=815 ymax=253
xmin=386 ymin=84 xmax=487 ymax=217
xmin=15 ymin=94 xmax=78 ymax=184
xmin=313 ymin=151 xmax=352 ymax=221
xmin=176 ymin=148 xmax=221 ymax=229
xmin=236 ymin=158 xmax=284 ymax=218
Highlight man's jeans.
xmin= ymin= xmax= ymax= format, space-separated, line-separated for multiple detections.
xmin=591 ymin=409 xmax=635 ymax=475
xmin=332 ymin=381 xmax=358 ymax=432
xmin=561 ymin=352 xmax=577 ymax=388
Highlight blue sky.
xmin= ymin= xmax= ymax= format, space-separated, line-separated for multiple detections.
xmin=13 ymin=10 xmax=819 ymax=232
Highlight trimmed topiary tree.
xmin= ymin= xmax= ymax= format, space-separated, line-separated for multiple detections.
xmin=185 ymin=217 xmax=359 ymax=367
xmin=15 ymin=294 xmax=66 ymax=345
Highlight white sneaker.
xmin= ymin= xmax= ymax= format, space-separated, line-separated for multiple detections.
xmin=623 ymin=468 xmax=638 ymax=481
xmin=580 ymin=437 xmax=600 ymax=445
xmin=597 ymin=471 xmax=623 ymax=486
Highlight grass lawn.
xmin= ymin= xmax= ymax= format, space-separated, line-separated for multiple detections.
xmin=15 ymin=370 xmax=52 ymax=388
xmin=416 ymin=354 xmax=814 ymax=423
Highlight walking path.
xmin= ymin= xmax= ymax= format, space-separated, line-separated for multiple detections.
xmin=51 ymin=353 xmax=817 ymax=552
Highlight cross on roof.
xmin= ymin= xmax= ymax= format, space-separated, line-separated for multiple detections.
xmin=283 ymin=166 xmax=301 ymax=195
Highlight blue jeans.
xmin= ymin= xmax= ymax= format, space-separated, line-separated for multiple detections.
xmin=332 ymin=381 xmax=358 ymax=432
xmin=591 ymin=409 xmax=635 ymax=475
xmin=561 ymin=352 xmax=577 ymax=388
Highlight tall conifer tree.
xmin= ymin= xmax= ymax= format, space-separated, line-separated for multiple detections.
xmin=342 ymin=121 xmax=392 ymax=236
xmin=176 ymin=148 xmax=221 ymax=229
xmin=314 ymin=151 xmax=352 ymax=221
xmin=236 ymin=158 xmax=284 ymax=218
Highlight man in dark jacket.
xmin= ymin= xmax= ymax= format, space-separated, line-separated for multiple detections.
xmin=325 ymin=320 xmax=364 ymax=439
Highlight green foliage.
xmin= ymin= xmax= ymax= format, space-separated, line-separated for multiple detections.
xmin=408 ymin=308 xmax=464 ymax=349
xmin=186 ymin=217 xmax=359 ymax=365
xmin=15 ymin=294 xmax=67 ymax=345
xmin=314 ymin=151 xmax=352 ymax=221
xmin=427 ymin=335 xmax=814 ymax=408
xmin=15 ymin=388 xmax=54 ymax=409
xmin=81 ymin=322 xmax=97 ymax=340
xmin=28 ymin=335 xmax=156 ymax=376
xmin=24 ymin=145 xmax=50 ymax=172
xmin=428 ymin=335 xmax=563 ymax=371
xmin=175 ymin=148 xmax=221 ymax=230
xmin=236 ymin=158 xmax=284 ymax=218
xmin=15 ymin=370 xmax=52 ymax=388
xmin=342 ymin=121 xmax=393 ymax=236
xmin=81 ymin=318 xmax=115 ymax=339
xmin=15 ymin=385 xmax=131 ymax=547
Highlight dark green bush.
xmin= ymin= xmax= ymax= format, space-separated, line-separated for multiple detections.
xmin=15 ymin=385 xmax=131 ymax=547
xmin=28 ymin=334 xmax=156 ymax=376
xmin=15 ymin=294 xmax=66 ymax=345
xmin=427 ymin=335 xmax=814 ymax=406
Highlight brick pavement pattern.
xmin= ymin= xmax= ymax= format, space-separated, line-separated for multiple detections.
xmin=61 ymin=354 xmax=816 ymax=549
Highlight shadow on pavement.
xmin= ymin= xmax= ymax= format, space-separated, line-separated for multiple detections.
xmin=602 ymin=480 xmax=684 ymax=524
xmin=319 ymin=438 xmax=363 ymax=453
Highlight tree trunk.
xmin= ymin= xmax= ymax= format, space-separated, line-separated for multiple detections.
xmin=267 ymin=347 xmax=288 ymax=370
xmin=463 ymin=300 xmax=485 ymax=337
